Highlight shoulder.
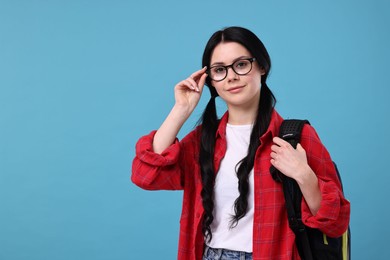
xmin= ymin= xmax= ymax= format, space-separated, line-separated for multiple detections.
xmin=264 ymin=109 xmax=284 ymax=138
xmin=300 ymin=123 xmax=332 ymax=160
xmin=301 ymin=123 xmax=323 ymax=144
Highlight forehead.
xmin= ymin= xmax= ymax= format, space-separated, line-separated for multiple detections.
xmin=210 ymin=42 xmax=251 ymax=65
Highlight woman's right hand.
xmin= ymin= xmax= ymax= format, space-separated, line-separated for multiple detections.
xmin=173 ymin=66 xmax=208 ymax=116
xmin=152 ymin=67 xmax=208 ymax=154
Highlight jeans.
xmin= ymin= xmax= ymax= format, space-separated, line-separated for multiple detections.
xmin=203 ymin=246 xmax=253 ymax=260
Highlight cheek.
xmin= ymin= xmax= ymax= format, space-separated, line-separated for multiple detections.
xmin=248 ymin=75 xmax=261 ymax=87
xmin=212 ymin=82 xmax=223 ymax=92
xmin=253 ymin=73 xmax=263 ymax=86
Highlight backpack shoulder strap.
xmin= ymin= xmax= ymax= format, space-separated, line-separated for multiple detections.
xmin=270 ymin=119 xmax=310 ymax=182
xmin=279 ymin=119 xmax=310 ymax=148
xmin=278 ymin=119 xmax=313 ymax=260
xmin=278 ymin=119 xmax=310 ymax=226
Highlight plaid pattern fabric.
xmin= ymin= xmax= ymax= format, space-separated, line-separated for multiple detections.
xmin=132 ymin=110 xmax=350 ymax=260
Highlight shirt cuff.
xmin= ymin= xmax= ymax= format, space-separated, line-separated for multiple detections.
xmin=302 ymin=178 xmax=341 ymax=228
xmin=135 ymin=130 xmax=180 ymax=166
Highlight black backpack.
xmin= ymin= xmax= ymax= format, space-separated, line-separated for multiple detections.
xmin=271 ymin=119 xmax=351 ymax=260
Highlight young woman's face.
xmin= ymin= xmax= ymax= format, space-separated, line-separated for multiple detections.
xmin=209 ymin=42 xmax=264 ymax=109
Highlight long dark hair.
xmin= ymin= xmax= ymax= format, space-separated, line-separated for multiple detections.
xmin=199 ymin=26 xmax=276 ymax=243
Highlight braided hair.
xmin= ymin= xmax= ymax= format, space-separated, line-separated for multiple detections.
xmin=199 ymin=26 xmax=276 ymax=242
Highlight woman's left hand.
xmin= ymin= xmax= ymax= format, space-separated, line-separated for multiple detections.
xmin=270 ymin=137 xmax=310 ymax=181
xmin=270 ymin=136 xmax=322 ymax=215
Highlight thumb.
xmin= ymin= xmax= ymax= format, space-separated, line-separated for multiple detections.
xmin=296 ymin=143 xmax=305 ymax=152
xmin=198 ymin=73 xmax=208 ymax=92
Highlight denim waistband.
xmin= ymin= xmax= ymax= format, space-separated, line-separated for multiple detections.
xmin=203 ymin=245 xmax=253 ymax=260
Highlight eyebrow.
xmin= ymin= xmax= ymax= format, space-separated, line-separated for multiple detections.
xmin=210 ymin=56 xmax=251 ymax=67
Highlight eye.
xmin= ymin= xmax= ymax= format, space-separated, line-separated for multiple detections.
xmin=235 ymin=60 xmax=249 ymax=68
xmin=212 ymin=66 xmax=226 ymax=74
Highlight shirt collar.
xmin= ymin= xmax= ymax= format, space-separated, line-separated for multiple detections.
xmin=261 ymin=109 xmax=283 ymax=143
xmin=215 ymin=109 xmax=283 ymax=141
xmin=215 ymin=112 xmax=229 ymax=139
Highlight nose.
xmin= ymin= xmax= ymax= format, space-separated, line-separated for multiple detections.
xmin=226 ymin=66 xmax=239 ymax=80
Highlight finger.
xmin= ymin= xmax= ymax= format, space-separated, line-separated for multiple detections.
xmin=190 ymin=66 xmax=207 ymax=81
xmin=296 ymin=143 xmax=306 ymax=154
xmin=272 ymin=137 xmax=286 ymax=149
xmin=186 ymin=77 xmax=199 ymax=91
xmin=270 ymin=158 xmax=277 ymax=167
xmin=270 ymin=156 xmax=280 ymax=168
xmin=270 ymin=144 xmax=280 ymax=152
xmin=181 ymin=79 xmax=197 ymax=91
xmin=272 ymin=136 xmax=284 ymax=145
xmin=197 ymin=73 xmax=208 ymax=92
xmin=189 ymin=70 xmax=207 ymax=92
xmin=273 ymin=136 xmax=292 ymax=148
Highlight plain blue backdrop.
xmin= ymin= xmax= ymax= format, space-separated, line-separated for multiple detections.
xmin=1 ymin=0 xmax=389 ymax=259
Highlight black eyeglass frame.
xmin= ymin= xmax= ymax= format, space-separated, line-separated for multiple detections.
xmin=206 ymin=57 xmax=256 ymax=82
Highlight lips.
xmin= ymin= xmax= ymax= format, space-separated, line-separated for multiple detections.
xmin=227 ymin=86 xmax=245 ymax=93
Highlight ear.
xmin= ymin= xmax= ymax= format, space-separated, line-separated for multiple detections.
xmin=260 ymin=67 xmax=266 ymax=76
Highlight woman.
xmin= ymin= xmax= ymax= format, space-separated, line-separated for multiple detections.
xmin=131 ymin=26 xmax=350 ymax=260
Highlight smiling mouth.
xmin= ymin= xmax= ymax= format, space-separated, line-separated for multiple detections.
xmin=227 ymin=86 xmax=244 ymax=92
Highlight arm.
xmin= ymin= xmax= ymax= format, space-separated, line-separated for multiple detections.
xmin=153 ymin=67 xmax=207 ymax=153
xmin=131 ymin=67 xmax=207 ymax=190
xmin=270 ymin=125 xmax=350 ymax=237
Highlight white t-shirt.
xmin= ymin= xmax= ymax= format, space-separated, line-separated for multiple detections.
xmin=207 ymin=123 xmax=254 ymax=253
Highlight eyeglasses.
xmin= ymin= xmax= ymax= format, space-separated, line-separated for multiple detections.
xmin=207 ymin=58 xmax=256 ymax=82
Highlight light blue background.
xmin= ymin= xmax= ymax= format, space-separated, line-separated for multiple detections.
xmin=1 ymin=0 xmax=389 ymax=259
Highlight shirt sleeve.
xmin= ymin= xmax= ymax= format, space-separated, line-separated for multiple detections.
xmin=131 ymin=130 xmax=184 ymax=190
xmin=300 ymin=125 xmax=351 ymax=238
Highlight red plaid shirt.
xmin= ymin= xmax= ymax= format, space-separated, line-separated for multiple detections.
xmin=131 ymin=110 xmax=350 ymax=260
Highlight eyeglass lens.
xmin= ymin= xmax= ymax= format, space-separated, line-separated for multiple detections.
xmin=209 ymin=59 xmax=253 ymax=81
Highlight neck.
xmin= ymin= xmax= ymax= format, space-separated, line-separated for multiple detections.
xmin=227 ymin=103 xmax=258 ymax=125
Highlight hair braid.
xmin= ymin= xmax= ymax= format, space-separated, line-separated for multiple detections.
xmin=199 ymin=96 xmax=218 ymax=243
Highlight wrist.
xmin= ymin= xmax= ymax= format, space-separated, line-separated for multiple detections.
xmin=295 ymin=164 xmax=316 ymax=186
xmin=171 ymin=104 xmax=192 ymax=121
